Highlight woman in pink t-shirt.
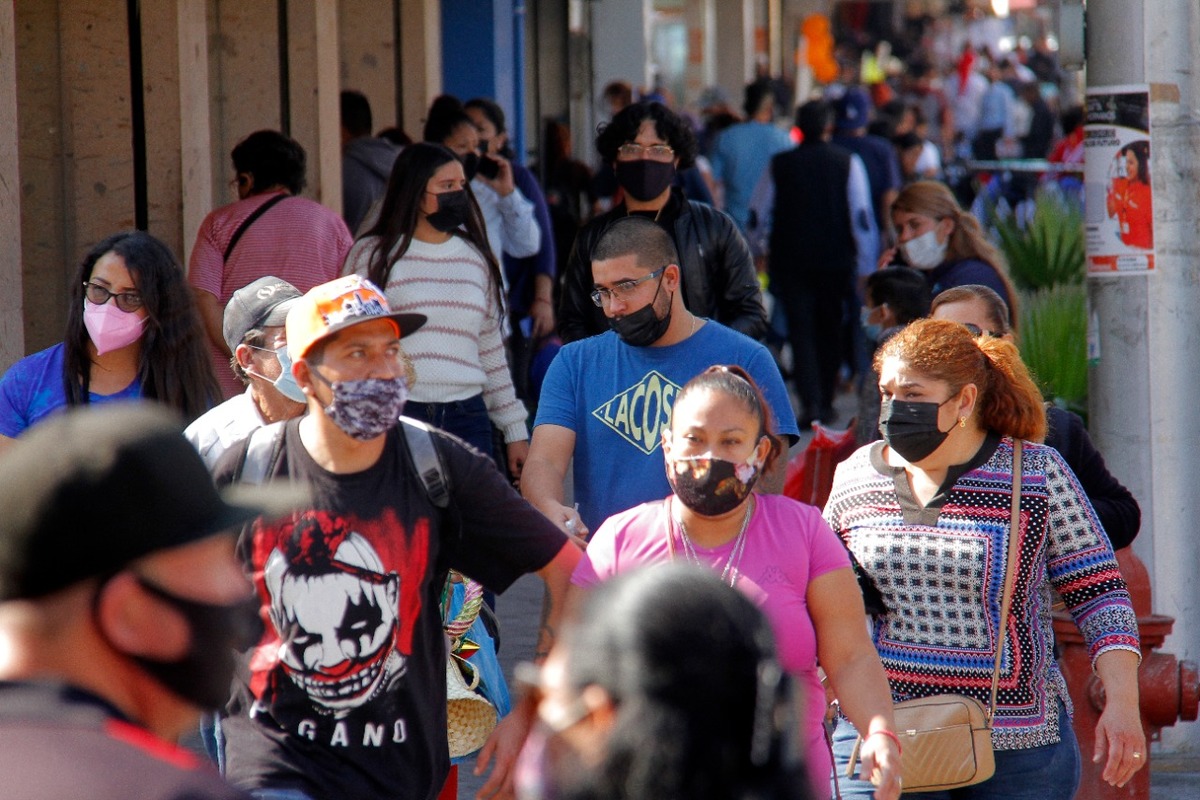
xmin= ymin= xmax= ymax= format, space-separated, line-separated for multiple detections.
xmin=571 ymin=365 xmax=901 ymax=799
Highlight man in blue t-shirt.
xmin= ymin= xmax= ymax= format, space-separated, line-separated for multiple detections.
xmin=523 ymin=217 xmax=798 ymax=535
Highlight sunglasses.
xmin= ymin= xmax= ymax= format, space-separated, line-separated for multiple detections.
xmin=83 ymin=282 xmax=144 ymax=313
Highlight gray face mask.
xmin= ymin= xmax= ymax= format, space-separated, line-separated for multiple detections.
xmin=312 ymin=373 xmax=409 ymax=440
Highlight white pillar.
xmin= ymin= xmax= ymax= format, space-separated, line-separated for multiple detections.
xmin=590 ymin=0 xmax=651 ymax=104
xmin=1088 ymin=0 xmax=1200 ymax=754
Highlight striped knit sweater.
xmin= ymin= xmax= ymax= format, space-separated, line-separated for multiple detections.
xmin=344 ymin=234 xmax=528 ymax=443
xmin=824 ymin=436 xmax=1139 ymax=750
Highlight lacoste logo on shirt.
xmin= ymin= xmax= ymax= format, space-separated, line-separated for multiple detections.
xmin=591 ymin=370 xmax=681 ymax=455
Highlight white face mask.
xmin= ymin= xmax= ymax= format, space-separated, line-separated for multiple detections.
xmin=901 ymin=228 xmax=948 ymax=271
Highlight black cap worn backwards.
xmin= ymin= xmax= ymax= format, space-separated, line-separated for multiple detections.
xmin=0 ymin=402 xmax=305 ymax=601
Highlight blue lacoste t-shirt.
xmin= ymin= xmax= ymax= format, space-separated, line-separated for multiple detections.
xmin=0 ymin=343 xmax=142 ymax=437
xmin=534 ymin=322 xmax=798 ymax=532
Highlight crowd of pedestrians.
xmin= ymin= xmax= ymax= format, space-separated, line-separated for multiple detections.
xmin=0 ymin=32 xmax=1147 ymax=800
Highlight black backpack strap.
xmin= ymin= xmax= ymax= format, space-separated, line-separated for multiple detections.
xmin=223 ymin=194 xmax=289 ymax=261
xmin=399 ymin=417 xmax=450 ymax=508
xmin=234 ymin=421 xmax=287 ymax=486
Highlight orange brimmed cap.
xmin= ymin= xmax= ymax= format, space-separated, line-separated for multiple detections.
xmin=285 ymin=275 xmax=427 ymax=361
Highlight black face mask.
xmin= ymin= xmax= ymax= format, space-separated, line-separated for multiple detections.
xmin=607 ymin=274 xmax=672 ymax=347
xmin=129 ymin=576 xmax=264 ymax=710
xmin=615 ymin=159 xmax=676 ymax=202
xmin=666 ymin=450 xmax=764 ymax=517
xmin=426 ymin=189 xmax=471 ymax=233
xmin=878 ymin=395 xmax=957 ymax=463
xmin=460 ymin=151 xmax=480 ymax=181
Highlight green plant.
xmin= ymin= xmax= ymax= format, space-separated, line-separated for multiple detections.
xmin=1018 ymin=284 xmax=1088 ymax=415
xmin=990 ymin=191 xmax=1086 ymax=292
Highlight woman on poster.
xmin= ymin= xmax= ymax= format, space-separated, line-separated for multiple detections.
xmin=1106 ymin=141 xmax=1153 ymax=249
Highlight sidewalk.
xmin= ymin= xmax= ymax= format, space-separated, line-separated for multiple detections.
xmin=1150 ymin=751 xmax=1200 ymax=799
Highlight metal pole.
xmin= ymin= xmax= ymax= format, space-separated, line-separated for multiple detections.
xmin=1087 ymin=0 xmax=1200 ymax=755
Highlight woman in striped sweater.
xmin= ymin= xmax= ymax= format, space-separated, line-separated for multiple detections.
xmin=824 ymin=318 xmax=1144 ymax=799
xmin=344 ymin=142 xmax=528 ymax=479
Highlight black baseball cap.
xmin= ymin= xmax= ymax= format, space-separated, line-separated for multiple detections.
xmin=0 ymin=403 xmax=307 ymax=601
xmin=222 ymin=276 xmax=304 ymax=354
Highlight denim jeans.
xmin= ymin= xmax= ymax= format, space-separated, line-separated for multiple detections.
xmin=831 ymin=701 xmax=1081 ymax=800
xmin=405 ymin=395 xmax=495 ymax=460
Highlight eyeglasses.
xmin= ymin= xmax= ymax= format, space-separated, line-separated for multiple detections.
xmin=589 ymin=266 xmax=666 ymax=307
xmin=83 ymin=282 xmax=143 ymax=313
xmin=962 ymin=323 xmax=997 ymax=338
xmin=616 ymin=143 xmax=675 ymax=162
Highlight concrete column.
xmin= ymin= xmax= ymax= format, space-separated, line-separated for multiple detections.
xmin=0 ymin=1 xmax=23 ymax=371
xmin=590 ymin=0 xmax=651 ymax=104
xmin=209 ymin=0 xmax=282 ymax=207
xmin=1087 ymin=0 xmax=1200 ymax=754
xmin=398 ymin=0 xmax=442 ymax=140
xmin=286 ymin=0 xmax=341 ymax=210
xmin=60 ymin=1 xmax=136 ymax=248
xmin=339 ymin=0 xmax=399 ymax=133
xmin=713 ymin=0 xmax=753 ymax=111
xmin=176 ymin=0 xmax=215 ymax=265
xmin=141 ymin=0 xmax=212 ymax=259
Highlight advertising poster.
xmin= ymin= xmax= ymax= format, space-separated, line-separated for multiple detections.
xmin=1084 ymin=85 xmax=1154 ymax=274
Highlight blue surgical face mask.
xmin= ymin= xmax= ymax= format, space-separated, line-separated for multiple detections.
xmin=246 ymin=344 xmax=307 ymax=404
xmin=860 ymin=305 xmax=883 ymax=343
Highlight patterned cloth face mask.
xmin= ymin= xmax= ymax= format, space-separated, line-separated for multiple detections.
xmin=665 ymin=444 xmax=765 ymax=517
xmin=313 ymin=374 xmax=409 ymax=440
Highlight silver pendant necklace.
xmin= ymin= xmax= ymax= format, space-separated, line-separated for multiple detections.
xmin=669 ymin=500 xmax=754 ymax=588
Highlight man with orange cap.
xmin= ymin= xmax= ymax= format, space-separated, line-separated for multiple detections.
xmin=212 ymin=275 xmax=579 ymax=800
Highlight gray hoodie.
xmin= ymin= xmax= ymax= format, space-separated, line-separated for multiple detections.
xmin=343 ymin=137 xmax=401 ymax=234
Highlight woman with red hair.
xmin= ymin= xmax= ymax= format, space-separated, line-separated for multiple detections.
xmin=825 ymin=319 xmax=1144 ymax=799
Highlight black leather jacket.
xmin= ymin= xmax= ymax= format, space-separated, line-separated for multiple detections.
xmin=558 ymin=191 xmax=768 ymax=343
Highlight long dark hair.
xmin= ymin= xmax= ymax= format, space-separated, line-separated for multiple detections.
xmin=63 ymin=231 xmax=218 ymax=422
xmin=557 ymin=564 xmax=812 ymax=800
xmin=361 ymin=142 xmax=505 ymax=318
xmin=673 ymin=365 xmax=785 ymax=473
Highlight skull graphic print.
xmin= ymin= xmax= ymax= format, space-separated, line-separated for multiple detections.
xmin=264 ymin=514 xmax=406 ymax=714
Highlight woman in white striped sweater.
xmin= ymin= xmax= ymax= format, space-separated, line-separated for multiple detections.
xmin=344 ymin=142 xmax=529 ymax=479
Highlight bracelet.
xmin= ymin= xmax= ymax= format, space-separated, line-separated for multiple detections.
xmin=867 ymin=729 xmax=902 ymax=755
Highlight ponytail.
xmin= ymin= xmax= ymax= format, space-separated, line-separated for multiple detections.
xmin=975 ymin=337 xmax=1046 ymax=442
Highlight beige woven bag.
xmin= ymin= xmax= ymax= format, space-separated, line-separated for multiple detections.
xmin=444 ymin=574 xmax=498 ymax=758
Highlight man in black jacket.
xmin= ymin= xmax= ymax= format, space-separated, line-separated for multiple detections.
xmin=558 ymin=102 xmax=767 ymax=343
xmin=762 ymin=100 xmax=875 ymax=427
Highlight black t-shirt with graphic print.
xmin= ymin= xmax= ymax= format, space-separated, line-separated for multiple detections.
xmin=213 ymin=420 xmax=566 ymax=800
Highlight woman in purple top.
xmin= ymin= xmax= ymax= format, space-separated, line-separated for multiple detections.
xmin=0 ymin=231 xmax=217 ymax=449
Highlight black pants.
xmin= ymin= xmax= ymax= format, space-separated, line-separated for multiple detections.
xmin=777 ymin=283 xmax=846 ymax=424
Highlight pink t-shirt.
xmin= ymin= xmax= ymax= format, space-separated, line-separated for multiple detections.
xmin=572 ymin=493 xmax=852 ymax=787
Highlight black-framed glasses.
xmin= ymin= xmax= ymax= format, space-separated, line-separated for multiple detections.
xmin=83 ymin=282 xmax=143 ymax=313
xmin=616 ymin=143 xmax=675 ymax=162
xmin=589 ymin=266 xmax=666 ymax=307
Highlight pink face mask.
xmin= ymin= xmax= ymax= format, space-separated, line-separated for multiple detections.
xmin=84 ymin=300 xmax=147 ymax=355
